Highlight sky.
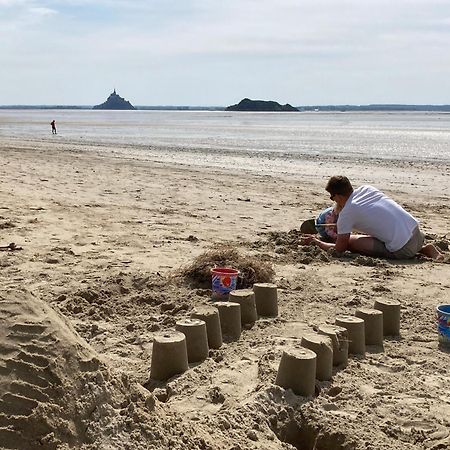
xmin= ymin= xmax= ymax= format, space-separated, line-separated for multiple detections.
xmin=1 ymin=0 xmax=450 ymax=106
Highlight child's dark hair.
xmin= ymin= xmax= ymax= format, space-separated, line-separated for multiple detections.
xmin=326 ymin=176 xmax=353 ymax=196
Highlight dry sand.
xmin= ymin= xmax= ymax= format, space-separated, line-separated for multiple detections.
xmin=0 ymin=137 xmax=449 ymax=450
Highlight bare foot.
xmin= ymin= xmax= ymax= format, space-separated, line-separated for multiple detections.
xmin=419 ymin=244 xmax=444 ymax=261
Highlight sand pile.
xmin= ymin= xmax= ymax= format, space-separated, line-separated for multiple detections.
xmin=0 ymin=288 xmax=156 ymax=449
xmin=260 ymin=229 xmax=450 ymax=266
xmin=177 ymin=245 xmax=275 ymax=288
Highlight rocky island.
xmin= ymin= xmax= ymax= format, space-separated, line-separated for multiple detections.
xmin=93 ymin=89 xmax=135 ymax=110
xmin=226 ymin=98 xmax=298 ymax=112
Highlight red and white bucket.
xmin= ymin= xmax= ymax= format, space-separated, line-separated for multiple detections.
xmin=211 ymin=267 xmax=239 ymax=300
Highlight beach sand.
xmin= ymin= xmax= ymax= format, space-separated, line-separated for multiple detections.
xmin=0 ymin=138 xmax=449 ymax=449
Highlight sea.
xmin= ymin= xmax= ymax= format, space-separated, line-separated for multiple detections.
xmin=1 ymin=110 xmax=450 ymax=175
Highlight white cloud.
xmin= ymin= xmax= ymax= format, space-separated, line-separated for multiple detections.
xmin=2 ymin=0 xmax=450 ymax=104
xmin=0 ymin=1 xmax=58 ymax=32
xmin=0 ymin=0 xmax=27 ymax=5
xmin=29 ymin=6 xmax=57 ymax=16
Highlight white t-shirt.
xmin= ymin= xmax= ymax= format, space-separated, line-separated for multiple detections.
xmin=337 ymin=185 xmax=418 ymax=252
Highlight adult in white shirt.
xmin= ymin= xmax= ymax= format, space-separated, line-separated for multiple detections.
xmin=301 ymin=176 xmax=443 ymax=260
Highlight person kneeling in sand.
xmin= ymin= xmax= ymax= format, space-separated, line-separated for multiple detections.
xmin=300 ymin=175 xmax=443 ymax=260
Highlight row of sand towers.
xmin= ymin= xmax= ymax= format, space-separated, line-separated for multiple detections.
xmin=277 ymin=299 xmax=400 ymax=396
xmin=150 ymin=283 xmax=279 ymax=381
xmin=150 ymin=284 xmax=401 ymax=398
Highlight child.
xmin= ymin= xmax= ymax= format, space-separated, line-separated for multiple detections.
xmin=315 ymin=204 xmax=340 ymax=242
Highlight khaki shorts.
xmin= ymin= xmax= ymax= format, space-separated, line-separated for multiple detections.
xmin=373 ymin=226 xmax=425 ymax=260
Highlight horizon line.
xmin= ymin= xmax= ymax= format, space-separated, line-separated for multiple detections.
xmin=2 ymin=102 xmax=450 ymax=107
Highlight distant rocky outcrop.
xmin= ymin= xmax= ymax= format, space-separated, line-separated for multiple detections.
xmin=226 ymin=98 xmax=298 ymax=112
xmin=93 ymin=90 xmax=135 ymax=110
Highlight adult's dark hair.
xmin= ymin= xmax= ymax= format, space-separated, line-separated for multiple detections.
xmin=326 ymin=176 xmax=353 ymax=196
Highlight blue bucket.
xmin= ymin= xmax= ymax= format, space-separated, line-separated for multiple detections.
xmin=436 ymin=304 xmax=450 ymax=347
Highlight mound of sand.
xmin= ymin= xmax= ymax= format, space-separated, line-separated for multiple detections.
xmin=177 ymin=245 xmax=275 ymax=288
xmin=0 ymin=288 xmax=161 ymax=449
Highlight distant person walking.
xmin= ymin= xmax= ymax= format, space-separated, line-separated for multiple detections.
xmin=51 ymin=120 xmax=57 ymax=134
